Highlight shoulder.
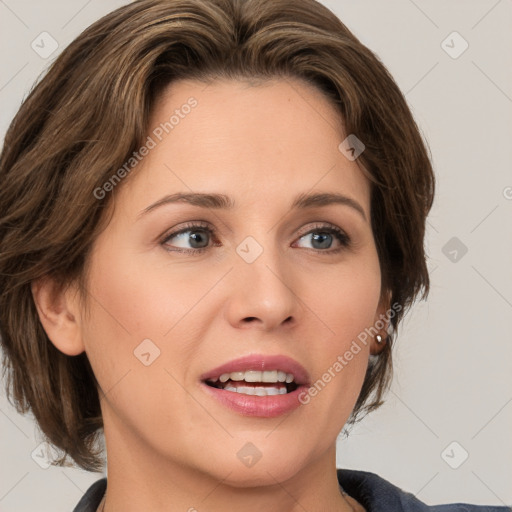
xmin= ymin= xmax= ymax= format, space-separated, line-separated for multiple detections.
xmin=72 ymin=477 xmax=106 ymax=512
xmin=337 ymin=468 xmax=511 ymax=512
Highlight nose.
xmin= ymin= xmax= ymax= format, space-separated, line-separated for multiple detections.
xmin=224 ymin=242 xmax=301 ymax=331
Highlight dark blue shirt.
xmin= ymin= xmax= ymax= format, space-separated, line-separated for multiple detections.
xmin=73 ymin=469 xmax=511 ymax=511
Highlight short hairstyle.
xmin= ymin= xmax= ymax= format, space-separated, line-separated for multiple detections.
xmin=0 ymin=0 xmax=435 ymax=471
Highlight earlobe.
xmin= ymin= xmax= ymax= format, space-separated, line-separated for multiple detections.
xmin=31 ymin=277 xmax=85 ymax=356
xmin=370 ymin=290 xmax=392 ymax=355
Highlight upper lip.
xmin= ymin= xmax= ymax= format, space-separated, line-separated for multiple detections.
xmin=200 ymin=354 xmax=310 ymax=386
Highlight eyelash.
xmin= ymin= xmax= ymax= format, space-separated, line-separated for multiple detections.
xmin=160 ymin=221 xmax=351 ymax=255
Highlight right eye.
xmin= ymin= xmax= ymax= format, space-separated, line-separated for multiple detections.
xmin=161 ymin=222 xmax=217 ymax=253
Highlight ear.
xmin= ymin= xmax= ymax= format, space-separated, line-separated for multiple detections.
xmin=370 ymin=289 xmax=392 ymax=356
xmin=31 ymin=276 xmax=85 ymax=356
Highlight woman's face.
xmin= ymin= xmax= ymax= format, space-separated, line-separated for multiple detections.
xmin=74 ymin=78 xmax=388 ymax=485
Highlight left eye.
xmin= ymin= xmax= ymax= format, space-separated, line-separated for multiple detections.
xmin=295 ymin=226 xmax=350 ymax=251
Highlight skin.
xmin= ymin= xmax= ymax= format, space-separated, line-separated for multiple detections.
xmin=32 ymin=77 xmax=390 ymax=512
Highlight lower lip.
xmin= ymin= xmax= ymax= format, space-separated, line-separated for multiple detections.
xmin=200 ymin=382 xmax=308 ymax=417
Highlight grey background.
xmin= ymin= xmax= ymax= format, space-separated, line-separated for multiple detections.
xmin=0 ymin=0 xmax=511 ymax=510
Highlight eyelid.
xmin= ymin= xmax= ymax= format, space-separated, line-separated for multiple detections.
xmin=160 ymin=220 xmax=213 ymax=239
xmin=296 ymin=221 xmax=345 ymax=237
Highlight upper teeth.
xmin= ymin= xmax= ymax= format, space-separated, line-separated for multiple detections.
xmin=216 ymin=370 xmax=294 ymax=384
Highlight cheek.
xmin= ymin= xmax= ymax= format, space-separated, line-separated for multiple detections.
xmin=306 ymin=254 xmax=381 ymax=346
xmin=78 ymin=247 xmax=165 ymax=395
xmin=298 ymin=254 xmax=380 ymax=406
xmin=79 ymin=254 xmax=196 ymax=446
xmin=79 ymin=241 xmax=222 ymax=409
xmin=82 ymin=241 xmax=209 ymax=344
xmin=79 ymin=251 xmax=227 ymax=464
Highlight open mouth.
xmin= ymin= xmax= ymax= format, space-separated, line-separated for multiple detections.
xmin=204 ymin=369 xmax=299 ymax=396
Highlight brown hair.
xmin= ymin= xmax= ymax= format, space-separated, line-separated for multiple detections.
xmin=0 ymin=0 xmax=434 ymax=471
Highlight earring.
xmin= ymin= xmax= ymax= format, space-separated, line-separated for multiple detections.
xmin=376 ymin=334 xmax=383 ymax=343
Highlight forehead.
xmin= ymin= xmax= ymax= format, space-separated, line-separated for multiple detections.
xmin=116 ymin=77 xmax=370 ymax=218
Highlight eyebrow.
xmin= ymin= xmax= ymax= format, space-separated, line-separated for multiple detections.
xmin=138 ymin=191 xmax=367 ymax=221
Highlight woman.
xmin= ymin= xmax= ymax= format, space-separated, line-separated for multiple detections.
xmin=0 ymin=0 xmax=508 ymax=511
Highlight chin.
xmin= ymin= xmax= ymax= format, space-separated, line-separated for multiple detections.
xmin=214 ymin=463 xmax=302 ymax=489
xmin=199 ymin=446 xmax=308 ymax=488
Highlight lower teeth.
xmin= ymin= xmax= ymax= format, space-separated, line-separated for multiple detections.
xmin=223 ymin=385 xmax=287 ymax=396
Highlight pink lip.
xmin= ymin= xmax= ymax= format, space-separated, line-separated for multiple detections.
xmin=199 ymin=354 xmax=311 ymax=418
xmin=200 ymin=354 xmax=310 ymax=385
